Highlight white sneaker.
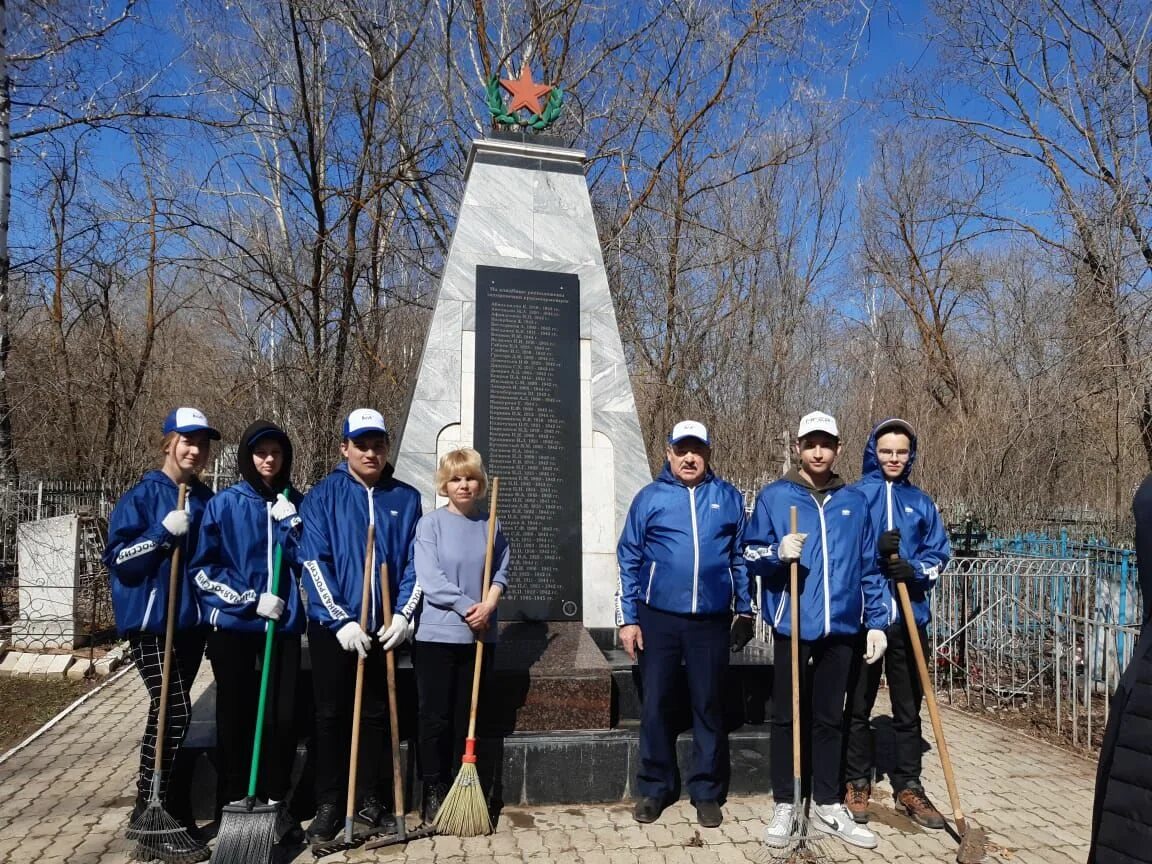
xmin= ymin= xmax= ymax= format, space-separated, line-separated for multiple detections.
xmin=811 ymin=802 xmax=878 ymax=849
xmin=763 ymin=801 xmax=795 ymax=848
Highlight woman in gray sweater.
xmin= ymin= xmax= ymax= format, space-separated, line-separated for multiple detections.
xmin=411 ymin=447 xmax=510 ymax=823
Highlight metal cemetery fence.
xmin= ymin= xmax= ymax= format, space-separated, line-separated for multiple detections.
xmin=931 ymin=556 xmax=1139 ymax=750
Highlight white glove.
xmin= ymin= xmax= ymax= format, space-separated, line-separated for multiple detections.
xmin=378 ymin=613 xmax=411 ymax=651
xmin=270 ymin=498 xmax=297 ymax=522
xmin=864 ymin=628 xmax=888 ymax=665
xmin=162 ymin=510 xmax=189 ymax=537
xmin=256 ymin=593 xmax=285 ymax=621
xmin=778 ymin=533 xmax=808 ymax=563
xmin=336 ymin=621 xmax=372 ymax=658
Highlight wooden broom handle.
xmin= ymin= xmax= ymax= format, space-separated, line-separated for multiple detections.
xmin=153 ymin=482 xmax=187 ymax=779
xmin=894 ymin=573 xmax=968 ymax=832
xmin=465 ymin=477 xmax=500 ymax=743
xmin=789 ymin=506 xmax=801 ymax=784
xmin=380 ymin=562 xmax=406 ymax=832
xmin=345 ymin=522 xmax=375 ymax=831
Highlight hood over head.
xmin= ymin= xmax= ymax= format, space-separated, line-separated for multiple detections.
xmin=238 ymin=419 xmax=293 ymax=501
xmin=861 ymin=417 xmax=918 ymax=482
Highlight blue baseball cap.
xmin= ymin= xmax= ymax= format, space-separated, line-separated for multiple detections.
xmin=669 ymin=420 xmax=710 ymax=446
xmin=162 ymin=407 xmax=221 ymax=440
xmin=342 ymin=408 xmax=389 ymax=440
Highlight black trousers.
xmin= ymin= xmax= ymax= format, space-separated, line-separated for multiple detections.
xmin=308 ymin=620 xmax=392 ymax=807
xmin=842 ymin=622 xmax=926 ymax=793
xmin=636 ymin=603 xmax=730 ymax=804
xmin=770 ymin=634 xmax=853 ymax=805
xmin=129 ymin=630 xmax=206 ymax=807
xmin=411 ymin=639 xmax=494 ymax=785
xmin=207 ymin=628 xmax=301 ymax=811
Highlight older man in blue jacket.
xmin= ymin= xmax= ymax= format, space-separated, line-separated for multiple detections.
xmin=842 ymin=419 xmax=950 ymax=829
xmin=616 ymin=420 xmax=755 ymax=829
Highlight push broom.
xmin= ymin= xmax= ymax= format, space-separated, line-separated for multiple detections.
xmin=363 ymin=562 xmax=436 ymax=850
xmin=770 ymin=505 xmax=829 ymax=863
xmin=434 ymin=476 xmax=500 ymax=837
xmin=127 ymin=482 xmax=210 ymax=863
xmin=211 ymin=491 xmax=291 ymax=864
xmin=312 ymin=523 xmax=376 ymax=859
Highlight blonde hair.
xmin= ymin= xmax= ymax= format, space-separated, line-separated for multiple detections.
xmin=436 ymin=448 xmax=488 ymax=498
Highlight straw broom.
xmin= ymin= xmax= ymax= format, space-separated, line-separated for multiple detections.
xmin=127 ymin=482 xmax=210 ymax=863
xmin=434 ymin=476 xmax=500 ymax=837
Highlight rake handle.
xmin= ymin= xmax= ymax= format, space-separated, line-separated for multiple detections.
xmin=464 ymin=477 xmax=500 ymax=755
xmin=789 ymin=506 xmax=801 ymax=792
xmin=345 ymin=522 xmax=375 ymax=842
xmin=153 ymin=482 xmax=187 ymax=783
xmin=380 ymin=561 xmax=406 ymax=839
xmin=895 ymin=573 xmax=967 ymax=833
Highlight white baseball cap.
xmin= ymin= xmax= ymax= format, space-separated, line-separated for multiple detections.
xmin=162 ymin=407 xmax=221 ymax=440
xmin=342 ymin=408 xmax=389 ymax=439
xmin=669 ymin=420 xmax=710 ymax=446
xmin=797 ymin=411 xmax=839 ymax=440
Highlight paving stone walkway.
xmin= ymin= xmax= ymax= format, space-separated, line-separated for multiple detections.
xmin=0 ymin=666 xmax=1096 ymax=864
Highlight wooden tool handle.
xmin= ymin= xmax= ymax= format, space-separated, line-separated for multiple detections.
xmin=465 ymin=477 xmax=500 ymax=748
xmin=789 ymin=506 xmax=801 ymax=784
xmin=895 ymin=575 xmax=967 ymax=831
xmin=345 ymin=522 xmax=375 ymax=838
xmin=153 ymin=482 xmax=187 ymax=779
xmin=380 ymin=562 xmax=406 ymax=835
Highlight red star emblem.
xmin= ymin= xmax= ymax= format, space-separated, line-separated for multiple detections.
xmin=499 ymin=67 xmax=553 ymax=116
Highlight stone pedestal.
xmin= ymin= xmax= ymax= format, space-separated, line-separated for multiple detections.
xmin=490 ymin=621 xmax=611 ymax=732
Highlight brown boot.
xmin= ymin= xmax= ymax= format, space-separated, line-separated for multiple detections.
xmin=844 ymin=781 xmax=871 ymax=823
xmin=895 ymin=784 xmax=946 ymax=829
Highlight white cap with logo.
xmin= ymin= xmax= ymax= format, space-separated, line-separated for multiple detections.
xmin=343 ymin=408 xmax=389 ymax=439
xmin=668 ymin=420 xmax=710 ymax=446
xmin=797 ymin=411 xmax=839 ymax=440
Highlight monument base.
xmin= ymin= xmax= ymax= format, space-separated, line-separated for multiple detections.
xmin=490 ymin=621 xmax=612 ymax=732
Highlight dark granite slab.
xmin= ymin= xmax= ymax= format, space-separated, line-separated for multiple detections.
xmin=491 ymin=621 xmax=612 ymax=732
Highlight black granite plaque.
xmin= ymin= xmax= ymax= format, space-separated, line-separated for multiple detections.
xmin=475 ymin=265 xmax=582 ymax=620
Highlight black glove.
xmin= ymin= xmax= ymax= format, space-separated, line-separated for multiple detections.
xmin=730 ymin=615 xmax=755 ymax=652
xmin=878 ymin=529 xmax=901 ymax=558
xmin=880 ymin=556 xmax=915 ymax=583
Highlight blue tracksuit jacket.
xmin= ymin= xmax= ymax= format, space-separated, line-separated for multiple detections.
xmin=851 ymin=421 xmax=951 ymax=627
xmin=615 ymin=465 xmax=753 ymax=626
xmin=189 ymin=480 xmax=307 ymax=634
xmin=744 ymin=470 xmax=888 ymax=639
xmin=300 ymin=463 xmax=421 ymax=633
xmin=103 ymin=470 xmax=213 ymax=634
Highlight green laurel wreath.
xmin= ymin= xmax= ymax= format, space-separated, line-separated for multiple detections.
xmin=485 ymin=75 xmax=565 ymax=130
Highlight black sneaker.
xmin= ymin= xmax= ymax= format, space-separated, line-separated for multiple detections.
xmin=139 ymin=831 xmax=210 ymax=864
xmin=633 ymin=796 xmax=664 ymax=824
xmin=422 ymin=782 xmax=448 ymax=825
xmin=356 ymin=795 xmax=398 ymax=833
xmin=275 ymin=802 xmax=306 ymax=845
xmin=694 ymin=800 xmax=723 ymax=828
xmin=305 ymin=802 xmax=343 ymax=844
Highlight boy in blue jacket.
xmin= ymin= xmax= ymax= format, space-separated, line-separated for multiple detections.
xmin=842 ymin=419 xmax=950 ymax=828
xmin=615 ymin=420 xmax=755 ymax=829
xmin=745 ymin=411 xmax=887 ymax=851
xmin=190 ymin=419 xmax=307 ymax=841
xmin=299 ymin=409 xmax=422 ymax=844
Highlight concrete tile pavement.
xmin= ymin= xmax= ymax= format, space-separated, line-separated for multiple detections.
xmin=0 ymin=667 xmax=1096 ymax=863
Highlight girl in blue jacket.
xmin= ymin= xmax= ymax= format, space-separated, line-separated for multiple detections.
xmin=102 ymin=407 xmax=219 ymax=858
xmin=189 ymin=420 xmax=306 ymax=841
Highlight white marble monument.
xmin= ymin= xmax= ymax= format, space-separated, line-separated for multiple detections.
xmin=12 ymin=514 xmax=81 ymax=650
xmin=394 ymin=136 xmax=649 ymax=629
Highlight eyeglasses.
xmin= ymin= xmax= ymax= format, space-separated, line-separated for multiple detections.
xmin=877 ymin=448 xmax=910 ymax=460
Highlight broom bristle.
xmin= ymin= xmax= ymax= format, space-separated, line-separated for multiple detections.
xmin=211 ymin=801 xmax=278 ymax=864
xmin=128 ymin=802 xmax=209 ymax=862
xmin=433 ymin=762 xmax=492 ymax=837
